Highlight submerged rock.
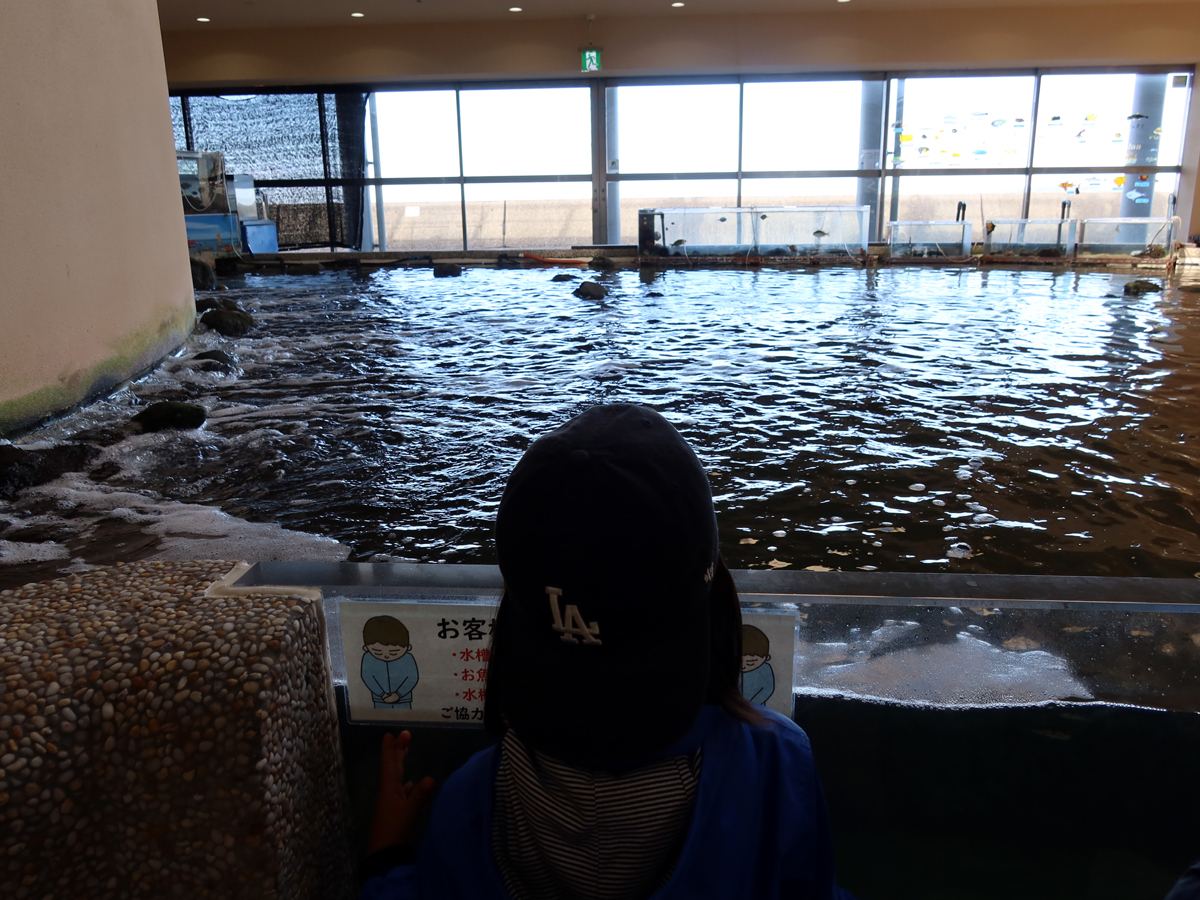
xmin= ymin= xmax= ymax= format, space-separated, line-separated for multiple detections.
xmin=573 ymin=281 xmax=607 ymax=300
xmin=1124 ymin=279 xmax=1162 ymax=295
xmin=551 ymin=273 xmax=577 ymax=282
xmin=190 ymin=257 xmax=217 ymax=291
xmin=131 ymin=401 xmax=207 ymax=432
xmin=195 ymin=295 xmax=222 ymax=314
xmin=590 ymin=256 xmax=617 ymax=270
xmin=200 ymin=308 xmax=256 ymax=337
xmin=193 ymin=349 xmax=237 ymax=368
xmin=433 ymin=263 xmax=463 ymax=278
xmin=0 ymin=444 xmax=100 ymax=500
xmin=646 ymin=291 xmax=665 ymax=298
xmin=284 ymin=261 xmax=322 ymax=275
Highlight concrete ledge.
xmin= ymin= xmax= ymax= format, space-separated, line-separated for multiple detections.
xmin=0 ymin=561 xmax=350 ymax=899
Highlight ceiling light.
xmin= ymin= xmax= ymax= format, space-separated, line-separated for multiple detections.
xmin=196 ymin=16 xmax=210 ymax=22
xmin=671 ymin=2 xmax=685 ymax=6
xmin=351 ymin=11 xmax=365 ymax=16
xmin=509 ymin=6 xmax=522 ymax=10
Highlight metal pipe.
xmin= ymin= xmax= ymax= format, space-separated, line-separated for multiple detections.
xmin=368 ymin=93 xmax=387 ymax=252
xmin=456 ymin=89 xmax=468 ymax=252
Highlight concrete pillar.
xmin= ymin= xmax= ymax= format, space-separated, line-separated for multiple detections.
xmin=0 ymin=0 xmax=195 ymax=435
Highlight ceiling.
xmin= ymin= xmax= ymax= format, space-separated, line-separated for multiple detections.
xmin=157 ymin=0 xmax=1190 ymax=30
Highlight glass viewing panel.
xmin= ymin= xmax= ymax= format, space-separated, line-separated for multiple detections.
xmin=374 ymin=91 xmax=462 ymax=179
xmin=1034 ymin=72 xmax=1191 ymax=168
xmin=459 ymin=88 xmax=591 ymax=177
xmin=786 ymin=597 xmax=1200 ymax=712
xmin=463 ymin=182 xmax=592 ymax=249
xmin=887 ymin=76 xmax=1035 ymax=169
xmin=638 ymin=206 xmax=869 ymax=257
xmin=741 ymin=81 xmax=865 ymax=172
xmin=379 ymin=183 xmax=463 ymax=252
xmin=616 ymin=85 xmax=741 ymax=174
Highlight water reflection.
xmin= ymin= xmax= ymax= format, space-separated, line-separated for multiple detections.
xmin=14 ymin=266 xmax=1200 ymax=577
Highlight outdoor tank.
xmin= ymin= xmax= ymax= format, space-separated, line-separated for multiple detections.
xmin=638 ymin=206 xmax=870 ymax=259
xmin=885 ymin=220 xmax=973 ymax=258
xmin=983 ymin=218 xmax=1077 ymax=258
xmin=1076 ymin=216 xmax=1179 ymax=260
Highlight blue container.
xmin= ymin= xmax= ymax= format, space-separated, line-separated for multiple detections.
xmin=242 ymin=220 xmax=279 ymax=255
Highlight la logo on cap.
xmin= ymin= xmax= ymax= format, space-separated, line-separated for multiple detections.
xmin=547 ymin=587 xmax=602 ymax=645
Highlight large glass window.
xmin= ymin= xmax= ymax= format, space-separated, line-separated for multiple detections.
xmin=375 ymin=91 xmax=461 ymax=179
xmin=379 ymin=184 xmax=463 ymax=252
xmin=616 ymin=85 xmax=740 ymax=174
xmin=172 ymin=67 xmax=1192 ymax=250
xmin=464 ymin=182 xmax=592 ymax=249
xmin=1035 ymin=73 xmax=1191 ymax=168
xmin=459 ymin=88 xmax=591 ymax=177
xmin=742 ymin=81 xmax=865 ymax=172
xmin=888 ymin=76 xmax=1035 ymax=170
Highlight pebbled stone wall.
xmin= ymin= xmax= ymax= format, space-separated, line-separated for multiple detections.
xmin=0 ymin=561 xmax=351 ymax=899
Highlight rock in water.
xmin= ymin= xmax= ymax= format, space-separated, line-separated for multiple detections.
xmin=193 ymin=349 xmax=236 ymax=368
xmin=190 ymin=257 xmax=217 ymax=291
xmin=433 ymin=263 xmax=463 ymax=278
xmin=1124 ymin=279 xmax=1162 ymax=295
xmin=200 ymin=308 xmax=256 ymax=337
xmin=551 ymin=273 xmax=577 ymax=282
xmin=590 ymin=256 xmax=617 ymax=270
xmin=0 ymin=444 xmax=100 ymax=500
xmin=131 ymin=401 xmax=207 ymax=432
xmin=195 ymin=295 xmax=222 ymax=314
xmin=573 ymin=281 xmax=607 ymax=300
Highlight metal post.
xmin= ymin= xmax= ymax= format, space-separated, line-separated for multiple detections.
xmin=181 ymin=96 xmax=195 ymax=152
xmin=368 ymin=93 xmax=387 ymax=252
xmin=316 ymin=93 xmax=337 ymax=251
xmin=456 ymin=89 xmax=468 ymax=252
xmin=591 ymin=80 xmax=609 ymax=245
xmin=1021 ymin=73 xmax=1042 ymax=220
xmin=877 ymin=77 xmax=892 ymax=243
xmin=605 ymin=86 xmax=620 ymax=244
xmin=856 ymin=79 xmax=886 ymax=242
xmin=888 ymin=78 xmax=905 ymax=228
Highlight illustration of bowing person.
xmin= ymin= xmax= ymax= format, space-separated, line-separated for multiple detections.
xmin=361 ymin=615 xmax=419 ymax=709
xmin=739 ymin=623 xmax=775 ymax=705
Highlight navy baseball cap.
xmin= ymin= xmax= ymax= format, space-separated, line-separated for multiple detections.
xmin=492 ymin=404 xmax=719 ymax=768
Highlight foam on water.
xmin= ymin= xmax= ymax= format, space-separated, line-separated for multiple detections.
xmin=3 ymin=267 xmax=1199 ymax=579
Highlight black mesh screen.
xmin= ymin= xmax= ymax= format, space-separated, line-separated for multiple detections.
xmin=170 ymin=97 xmax=187 ymax=151
xmin=175 ymin=92 xmax=368 ymax=249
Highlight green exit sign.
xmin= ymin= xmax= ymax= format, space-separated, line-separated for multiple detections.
xmin=581 ymin=48 xmax=601 ymax=72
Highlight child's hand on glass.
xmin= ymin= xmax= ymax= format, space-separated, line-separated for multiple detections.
xmin=367 ymin=731 xmax=436 ymax=855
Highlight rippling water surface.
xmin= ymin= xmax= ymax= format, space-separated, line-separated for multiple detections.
xmin=21 ymin=266 xmax=1200 ymax=576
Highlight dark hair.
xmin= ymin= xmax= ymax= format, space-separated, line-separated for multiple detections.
xmin=485 ymin=554 xmax=762 ymax=740
xmin=362 ymin=615 xmax=409 ymax=646
xmin=741 ymin=623 xmax=770 ymax=658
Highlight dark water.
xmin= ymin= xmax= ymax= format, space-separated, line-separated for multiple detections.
xmin=34 ymin=266 xmax=1200 ymax=577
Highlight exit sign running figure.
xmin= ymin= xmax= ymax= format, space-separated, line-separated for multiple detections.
xmin=581 ymin=49 xmax=601 ymax=72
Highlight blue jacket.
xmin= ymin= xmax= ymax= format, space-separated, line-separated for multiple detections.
xmin=740 ymin=663 xmax=775 ymax=705
xmin=362 ymin=704 xmax=852 ymax=900
xmin=361 ymin=652 xmax=419 ymax=706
